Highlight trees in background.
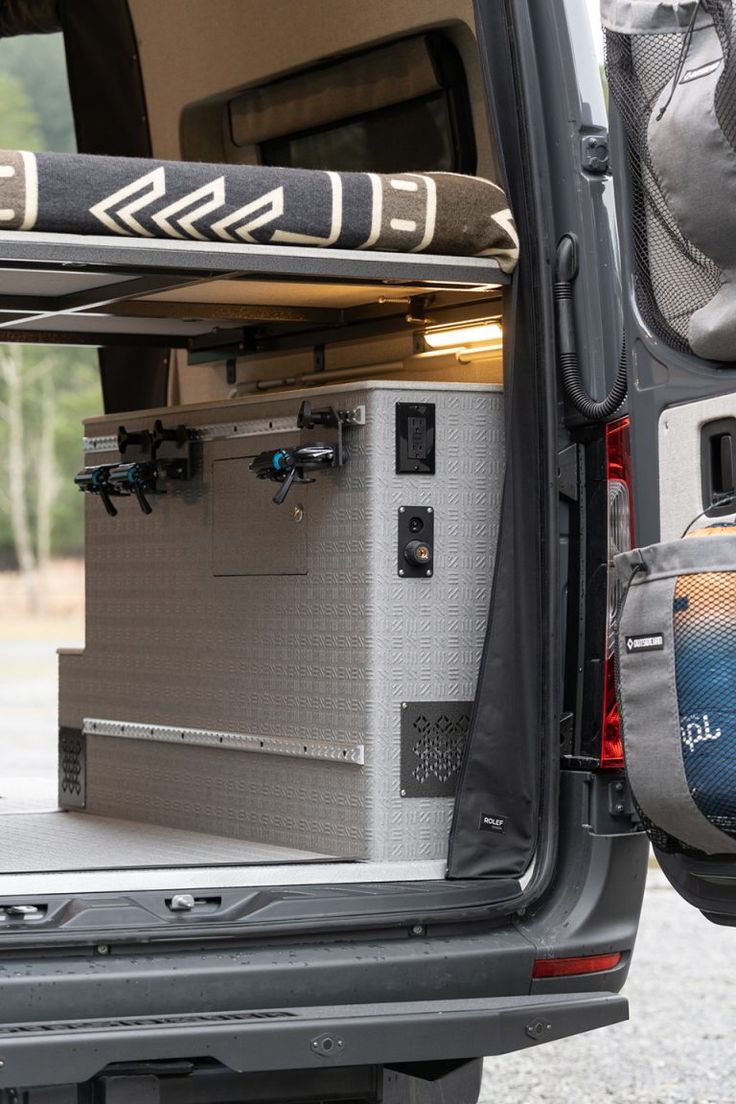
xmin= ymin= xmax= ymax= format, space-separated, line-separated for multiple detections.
xmin=0 ymin=347 xmax=99 ymax=606
xmin=0 ymin=33 xmax=101 ymax=607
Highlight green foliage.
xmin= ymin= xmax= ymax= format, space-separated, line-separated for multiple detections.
xmin=0 ymin=71 xmax=43 ymax=150
xmin=0 ymin=33 xmax=75 ymax=151
xmin=0 ymin=348 xmax=101 ymax=566
xmin=50 ymin=351 xmax=103 ymax=557
xmin=0 ymin=31 xmax=99 ymax=567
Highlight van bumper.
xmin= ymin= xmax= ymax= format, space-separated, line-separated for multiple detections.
xmin=0 ymin=991 xmax=626 ymax=1090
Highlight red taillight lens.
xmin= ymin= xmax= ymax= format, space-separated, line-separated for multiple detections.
xmin=532 ymin=952 xmax=622 ymax=979
xmin=601 ymin=417 xmax=634 ymax=769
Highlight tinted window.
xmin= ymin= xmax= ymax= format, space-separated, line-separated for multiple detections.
xmin=261 ymin=92 xmax=455 ymax=174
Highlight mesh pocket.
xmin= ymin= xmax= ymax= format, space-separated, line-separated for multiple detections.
xmin=604 ymin=10 xmax=727 ymax=353
xmin=674 ymin=568 xmax=736 ymax=839
xmin=615 ymin=525 xmax=736 ymax=855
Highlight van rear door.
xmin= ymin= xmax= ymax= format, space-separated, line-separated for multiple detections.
xmin=604 ymin=0 xmax=736 ymax=923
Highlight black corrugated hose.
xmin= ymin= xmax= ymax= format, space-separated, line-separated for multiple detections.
xmin=554 ymin=234 xmax=627 ymax=422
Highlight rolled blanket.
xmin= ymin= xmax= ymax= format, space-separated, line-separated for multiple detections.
xmin=0 ymin=150 xmax=518 ymax=271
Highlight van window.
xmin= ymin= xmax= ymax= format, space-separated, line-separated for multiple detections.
xmin=261 ymin=92 xmax=456 ymax=174
xmin=231 ymin=34 xmax=476 ymax=174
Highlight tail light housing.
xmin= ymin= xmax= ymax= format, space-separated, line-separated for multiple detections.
xmin=532 ymin=952 xmax=622 ymax=979
xmin=600 ymin=417 xmax=634 ymax=768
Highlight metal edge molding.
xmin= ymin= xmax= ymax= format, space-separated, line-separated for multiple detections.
xmin=83 ymin=718 xmax=365 ymax=766
xmin=83 ymin=415 xmax=298 ymax=455
xmin=83 ymin=406 xmax=367 ymax=455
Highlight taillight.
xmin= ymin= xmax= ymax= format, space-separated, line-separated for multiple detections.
xmin=601 ymin=417 xmax=634 ymax=768
xmin=532 ymin=952 xmax=622 ymax=979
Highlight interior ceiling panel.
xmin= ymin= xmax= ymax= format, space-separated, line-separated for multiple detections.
xmin=126 ymin=0 xmax=492 ymax=172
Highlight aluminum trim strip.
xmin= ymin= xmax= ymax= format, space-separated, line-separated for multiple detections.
xmin=82 ymin=405 xmax=366 ymax=455
xmin=83 ymin=415 xmax=299 ymax=455
xmin=83 ymin=718 xmax=365 ymax=766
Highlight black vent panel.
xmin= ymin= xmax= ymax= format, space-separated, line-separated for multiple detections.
xmin=400 ymin=702 xmax=471 ymax=798
xmin=59 ymin=727 xmax=86 ymax=809
xmin=0 ymin=1008 xmax=297 ymax=1037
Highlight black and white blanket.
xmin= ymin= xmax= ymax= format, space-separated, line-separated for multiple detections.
xmin=0 ymin=149 xmax=518 ymax=270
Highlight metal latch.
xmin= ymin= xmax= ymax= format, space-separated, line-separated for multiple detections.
xmin=581 ymin=132 xmax=609 ymax=174
xmin=0 ymin=903 xmax=45 ymax=920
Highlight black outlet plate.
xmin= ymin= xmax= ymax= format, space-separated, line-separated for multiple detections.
xmin=398 ymin=505 xmax=434 ymax=578
xmin=396 ymin=402 xmax=436 ymax=474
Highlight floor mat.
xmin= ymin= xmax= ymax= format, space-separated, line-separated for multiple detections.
xmin=1 ymin=811 xmax=332 ymax=872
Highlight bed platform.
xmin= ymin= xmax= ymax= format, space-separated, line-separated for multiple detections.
xmin=0 ymin=149 xmax=515 ymax=350
xmin=0 ymin=229 xmax=508 ymax=350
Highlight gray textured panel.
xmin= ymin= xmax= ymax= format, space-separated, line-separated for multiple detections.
xmin=1 ymin=811 xmax=331 ymax=872
xmin=659 ymin=394 xmax=736 ymax=541
xmin=400 ymin=702 xmax=471 ymax=798
xmin=61 ymin=382 xmax=504 ymax=864
xmin=212 ymin=457 xmax=308 ymax=575
xmin=58 ymin=727 xmax=85 ymax=810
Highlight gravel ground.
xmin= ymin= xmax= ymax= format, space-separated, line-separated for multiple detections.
xmin=2 ymin=637 xmax=736 ymax=1103
xmin=481 ymin=867 xmax=736 ymax=1104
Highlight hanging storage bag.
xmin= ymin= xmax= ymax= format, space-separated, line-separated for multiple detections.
xmin=616 ymin=525 xmax=736 ymax=854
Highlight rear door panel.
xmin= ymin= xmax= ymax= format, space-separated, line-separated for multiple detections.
xmin=605 ymin=0 xmax=736 ymax=919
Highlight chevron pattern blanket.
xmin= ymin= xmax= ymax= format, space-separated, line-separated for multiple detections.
xmin=0 ymin=149 xmax=518 ymax=270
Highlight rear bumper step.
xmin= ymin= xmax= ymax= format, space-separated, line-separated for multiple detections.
xmin=0 ymin=993 xmax=627 ymax=1089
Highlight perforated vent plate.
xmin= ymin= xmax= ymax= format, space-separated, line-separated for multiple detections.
xmin=58 ymin=727 xmax=85 ymax=809
xmin=400 ymin=702 xmax=471 ymax=798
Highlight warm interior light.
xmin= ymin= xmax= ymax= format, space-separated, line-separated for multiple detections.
xmin=423 ymin=319 xmax=503 ymax=350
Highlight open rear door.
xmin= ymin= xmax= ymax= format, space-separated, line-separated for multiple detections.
xmin=604 ymin=0 xmax=736 ymax=922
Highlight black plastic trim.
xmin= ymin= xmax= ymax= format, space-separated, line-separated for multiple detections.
xmin=0 ymin=993 xmax=627 ymax=1090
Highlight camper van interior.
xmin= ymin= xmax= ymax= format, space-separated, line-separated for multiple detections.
xmin=0 ymin=0 xmax=528 ymax=899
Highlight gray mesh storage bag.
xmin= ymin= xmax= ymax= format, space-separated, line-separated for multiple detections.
xmin=603 ymin=0 xmax=736 ymax=360
xmin=616 ymin=525 xmax=736 ymax=854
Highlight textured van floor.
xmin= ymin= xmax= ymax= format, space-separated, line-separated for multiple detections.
xmin=0 ymin=811 xmax=330 ymax=871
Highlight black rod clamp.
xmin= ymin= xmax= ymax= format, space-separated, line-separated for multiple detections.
xmin=73 ymin=465 xmax=121 ymax=517
xmin=75 ymin=420 xmax=195 ymax=517
xmin=250 ymin=401 xmax=355 ymax=504
xmin=108 ymin=462 xmax=157 ymax=515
